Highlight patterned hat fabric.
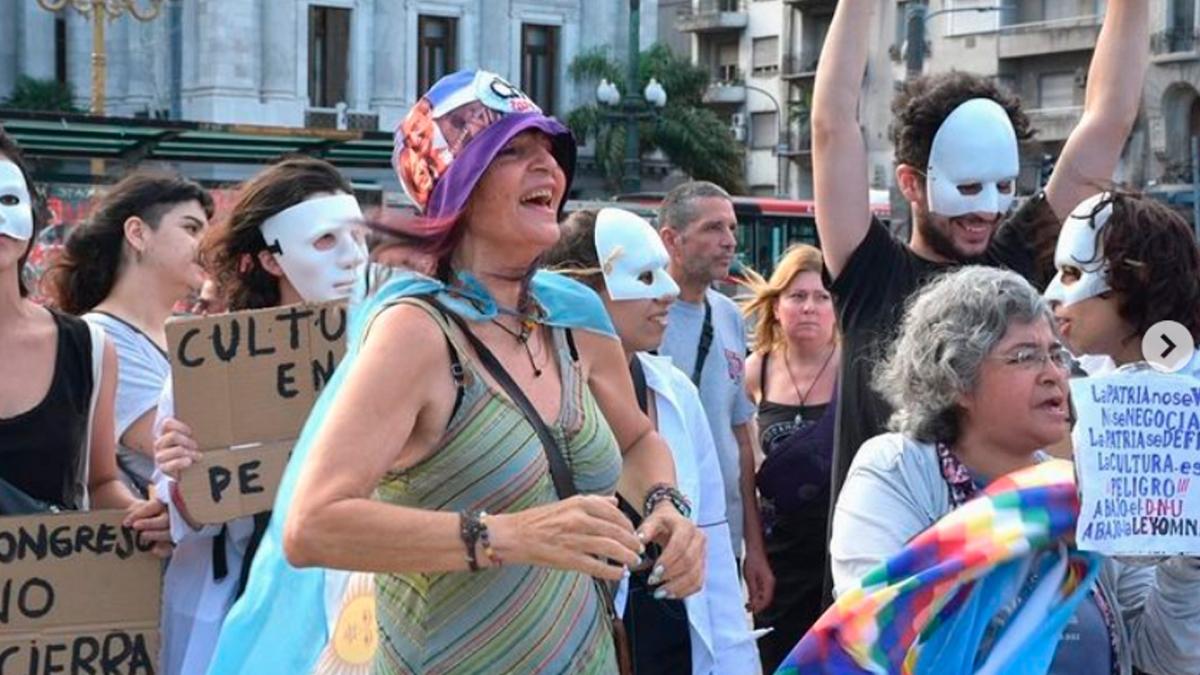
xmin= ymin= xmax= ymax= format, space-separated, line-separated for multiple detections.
xmin=393 ymin=70 xmax=575 ymax=217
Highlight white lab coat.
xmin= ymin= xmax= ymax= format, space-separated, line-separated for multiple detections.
xmin=618 ymin=353 xmax=761 ymax=674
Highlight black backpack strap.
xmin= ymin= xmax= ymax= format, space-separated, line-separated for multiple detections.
xmin=691 ymin=298 xmax=713 ymax=386
xmin=423 ymin=297 xmax=578 ymax=500
xmin=629 ymin=356 xmax=649 ymax=416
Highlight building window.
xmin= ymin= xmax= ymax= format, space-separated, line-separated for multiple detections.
xmin=1167 ymin=0 xmax=1197 ymax=53
xmin=750 ymin=111 xmax=777 ymax=149
xmin=54 ymin=14 xmax=68 ymax=86
xmin=946 ymin=0 xmax=1000 ymax=35
xmin=308 ymin=6 xmax=351 ymax=108
xmin=1037 ymin=72 xmax=1076 ymax=108
xmin=418 ymin=15 xmax=457 ymax=96
xmin=521 ymin=24 xmax=558 ymax=114
xmin=716 ymin=41 xmax=740 ymax=81
xmin=751 ymin=36 xmax=779 ymax=75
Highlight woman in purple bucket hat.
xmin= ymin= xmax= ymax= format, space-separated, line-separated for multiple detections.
xmin=207 ymin=70 xmax=704 ymax=675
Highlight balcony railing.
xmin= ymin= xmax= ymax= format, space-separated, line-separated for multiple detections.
xmin=782 ymin=53 xmax=820 ymax=79
xmin=305 ymin=108 xmax=380 ymax=131
xmin=678 ymin=0 xmax=748 ymax=33
xmin=1152 ymin=27 xmax=1200 ymax=56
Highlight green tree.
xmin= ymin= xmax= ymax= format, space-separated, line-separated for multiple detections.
xmin=566 ymin=44 xmax=745 ymax=194
xmin=2 ymin=76 xmax=81 ymax=113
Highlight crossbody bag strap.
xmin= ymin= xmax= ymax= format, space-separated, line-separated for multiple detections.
xmin=423 ymin=297 xmax=578 ymax=500
xmin=691 ymin=298 xmax=713 ymax=386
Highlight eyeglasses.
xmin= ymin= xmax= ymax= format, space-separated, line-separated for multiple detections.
xmin=992 ymin=346 xmax=1073 ymax=371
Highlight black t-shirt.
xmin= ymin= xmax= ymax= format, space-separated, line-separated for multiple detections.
xmin=0 ymin=310 xmax=94 ymax=510
xmin=827 ymin=194 xmax=1060 ymax=504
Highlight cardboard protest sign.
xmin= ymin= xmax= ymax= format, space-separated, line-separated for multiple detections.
xmin=0 ymin=510 xmax=161 ymax=674
xmin=166 ymin=301 xmax=347 ymax=524
xmin=1072 ymin=369 xmax=1200 ymax=556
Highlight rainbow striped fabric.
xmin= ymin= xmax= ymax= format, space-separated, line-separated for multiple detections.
xmin=778 ymin=460 xmax=1102 ymax=675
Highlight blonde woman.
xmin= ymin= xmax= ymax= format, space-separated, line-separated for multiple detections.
xmin=741 ymin=244 xmax=840 ymax=672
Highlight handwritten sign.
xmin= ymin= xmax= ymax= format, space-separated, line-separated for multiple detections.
xmin=1072 ymin=370 xmax=1200 ymax=556
xmin=0 ymin=510 xmax=161 ymax=674
xmin=175 ymin=442 xmax=293 ymax=525
xmin=166 ymin=301 xmax=348 ymax=523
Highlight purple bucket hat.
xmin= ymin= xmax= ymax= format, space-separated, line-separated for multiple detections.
xmin=392 ymin=70 xmax=576 ymax=218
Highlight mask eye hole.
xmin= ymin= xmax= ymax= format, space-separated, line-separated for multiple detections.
xmin=997 ymin=180 xmax=1014 ymax=194
xmin=637 ymin=271 xmax=655 ymax=285
xmin=314 ymin=233 xmax=338 ymax=251
xmin=956 ymin=183 xmax=983 ymax=196
xmin=1060 ymin=265 xmax=1082 ymax=285
xmin=0 ymin=194 xmax=20 ymax=206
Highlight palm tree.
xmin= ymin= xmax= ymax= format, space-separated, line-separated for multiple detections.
xmin=566 ymin=44 xmax=745 ymax=194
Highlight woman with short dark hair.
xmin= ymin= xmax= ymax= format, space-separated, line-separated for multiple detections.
xmin=48 ymin=170 xmax=214 ymax=494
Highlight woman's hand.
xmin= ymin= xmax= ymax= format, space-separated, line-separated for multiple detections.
xmin=124 ymin=499 xmax=173 ymax=558
xmin=154 ymin=417 xmax=201 ymax=481
xmin=743 ymin=541 xmax=776 ymax=613
xmin=638 ymin=503 xmax=706 ymax=600
xmin=491 ymin=495 xmax=643 ymax=581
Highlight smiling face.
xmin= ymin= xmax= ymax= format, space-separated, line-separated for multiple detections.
xmin=259 ymin=192 xmax=368 ymax=302
xmin=460 ymin=130 xmax=567 ymax=257
xmin=774 ymin=270 xmax=835 ymax=347
xmin=959 ymin=318 xmax=1072 ymax=453
xmin=904 ymin=98 xmax=1019 ymax=261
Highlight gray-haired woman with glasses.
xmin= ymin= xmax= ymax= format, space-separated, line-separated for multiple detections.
xmin=830 ymin=265 xmax=1200 ymax=674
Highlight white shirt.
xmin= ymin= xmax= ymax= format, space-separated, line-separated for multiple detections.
xmin=617 ymin=353 xmax=761 ymax=674
xmin=152 ymin=378 xmax=256 ymax=675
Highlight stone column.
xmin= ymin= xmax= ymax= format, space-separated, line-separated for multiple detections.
xmin=372 ymin=0 xmax=414 ymax=131
xmin=182 ymin=0 xmax=262 ymax=123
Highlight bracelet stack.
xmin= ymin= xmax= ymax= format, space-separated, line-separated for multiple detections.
xmin=459 ymin=509 xmax=501 ymax=572
xmin=643 ymin=483 xmax=692 ymax=519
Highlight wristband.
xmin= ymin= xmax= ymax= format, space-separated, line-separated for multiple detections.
xmin=459 ymin=510 xmax=485 ymax=572
xmin=643 ymin=483 xmax=692 ymax=520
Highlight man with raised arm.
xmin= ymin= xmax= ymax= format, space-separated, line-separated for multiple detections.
xmin=812 ymin=0 xmax=1148 ymax=509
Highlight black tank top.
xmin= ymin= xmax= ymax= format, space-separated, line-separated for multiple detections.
xmin=0 ymin=310 xmax=94 ymax=509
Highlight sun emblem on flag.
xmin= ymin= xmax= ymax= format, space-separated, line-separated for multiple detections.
xmin=314 ymin=572 xmax=377 ymax=674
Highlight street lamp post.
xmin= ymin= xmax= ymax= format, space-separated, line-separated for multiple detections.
xmin=742 ymin=83 xmax=788 ymax=197
xmin=596 ymin=0 xmax=667 ymax=195
xmin=35 ymin=0 xmax=165 ymax=116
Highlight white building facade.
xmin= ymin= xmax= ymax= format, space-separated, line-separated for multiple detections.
xmin=0 ymin=0 xmax=659 ymax=136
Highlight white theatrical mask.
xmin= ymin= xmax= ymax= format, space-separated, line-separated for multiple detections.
xmin=925 ymin=98 xmax=1019 ymax=218
xmin=595 ymin=208 xmax=679 ymax=301
xmin=1043 ymin=193 xmax=1113 ymax=308
xmin=0 ymin=160 xmax=34 ymax=241
xmin=259 ymin=194 xmax=368 ymax=302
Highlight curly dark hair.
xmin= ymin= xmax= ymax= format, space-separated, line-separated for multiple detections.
xmin=48 ymin=171 xmax=213 ymax=315
xmin=891 ymin=71 xmax=1034 ymax=170
xmin=1086 ymin=192 xmax=1200 ymax=343
xmin=202 ymin=157 xmax=351 ymax=311
xmin=0 ymin=126 xmax=49 ymax=298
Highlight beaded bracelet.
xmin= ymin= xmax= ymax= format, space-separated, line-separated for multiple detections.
xmin=643 ymin=483 xmax=692 ymax=519
xmin=478 ymin=512 xmax=502 ymax=567
xmin=459 ymin=510 xmax=485 ymax=572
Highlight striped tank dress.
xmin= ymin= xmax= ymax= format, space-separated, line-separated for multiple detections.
xmin=373 ymin=300 xmax=622 ymax=674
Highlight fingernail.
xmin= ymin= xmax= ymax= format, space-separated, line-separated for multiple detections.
xmin=635 ymin=555 xmax=645 ymax=567
xmin=637 ymin=530 xmax=647 ymax=542
xmin=638 ymin=543 xmax=646 ymax=555
xmin=653 ymin=564 xmax=664 ymax=578
xmin=653 ymin=588 xmax=670 ymax=600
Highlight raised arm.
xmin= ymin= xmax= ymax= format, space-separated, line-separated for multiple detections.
xmin=811 ymin=0 xmax=875 ymax=279
xmin=1043 ymin=0 xmax=1149 ymax=218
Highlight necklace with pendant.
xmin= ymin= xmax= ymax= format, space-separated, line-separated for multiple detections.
xmin=783 ymin=343 xmax=835 ymax=427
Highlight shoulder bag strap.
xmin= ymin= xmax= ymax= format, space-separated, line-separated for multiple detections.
xmin=691 ymin=298 xmax=713 ymax=386
xmin=423 ymin=297 xmax=578 ymax=500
